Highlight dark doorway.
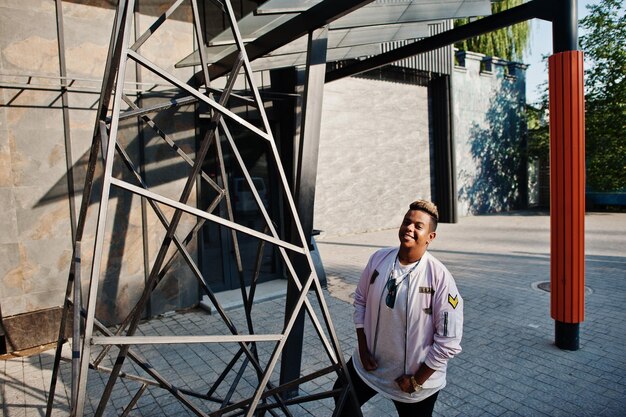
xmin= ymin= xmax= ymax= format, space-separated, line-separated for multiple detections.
xmin=198 ymin=115 xmax=282 ymax=292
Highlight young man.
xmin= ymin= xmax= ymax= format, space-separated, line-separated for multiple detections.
xmin=335 ymin=200 xmax=463 ymax=417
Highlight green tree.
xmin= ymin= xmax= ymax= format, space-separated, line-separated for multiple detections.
xmin=455 ymin=0 xmax=530 ymax=61
xmin=526 ymin=101 xmax=549 ymax=161
xmin=580 ymin=0 xmax=626 ymax=191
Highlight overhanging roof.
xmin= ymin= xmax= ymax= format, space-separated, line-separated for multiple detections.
xmin=177 ymin=0 xmax=491 ymax=77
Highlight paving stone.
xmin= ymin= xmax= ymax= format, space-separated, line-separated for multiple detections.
xmin=500 ymin=411 xmax=524 ymax=417
xmin=482 ymin=402 xmax=509 ymax=416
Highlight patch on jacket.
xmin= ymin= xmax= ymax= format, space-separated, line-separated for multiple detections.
xmin=448 ymin=294 xmax=459 ymax=309
xmin=370 ymin=270 xmax=379 ymax=284
xmin=419 ymin=287 xmax=434 ymax=294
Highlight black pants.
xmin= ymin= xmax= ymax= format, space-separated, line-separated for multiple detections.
xmin=334 ymin=358 xmax=439 ymax=417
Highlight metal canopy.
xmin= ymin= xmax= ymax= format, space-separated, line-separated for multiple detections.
xmin=179 ymin=0 xmax=491 ymax=74
xmin=325 ymin=0 xmax=549 ymax=81
xmin=330 ymin=0 xmax=491 ymax=29
xmin=178 ymin=21 xmax=435 ymax=69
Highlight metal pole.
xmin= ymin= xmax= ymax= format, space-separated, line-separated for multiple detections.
xmin=428 ymin=74 xmax=457 ymax=223
xmin=133 ymin=3 xmax=152 ymax=319
xmin=45 ymin=0 xmax=132 ymax=413
xmin=281 ymin=26 xmax=328 ymax=397
xmin=75 ymin=1 xmax=136 ymax=413
xmin=552 ymin=0 xmax=578 ymax=52
xmin=549 ymin=0 xmax=584 ymax=351
xmin=71 ymin=242 xmax=81 ymax=407
xmin=54 ymin=0 xmax=77 ymax=242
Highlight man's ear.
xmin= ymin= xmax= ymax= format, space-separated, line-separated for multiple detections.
xmin=428 ymin=231 xmax=437 ymax=242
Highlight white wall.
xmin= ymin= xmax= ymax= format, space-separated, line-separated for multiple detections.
xmin=314 ymin=76 xmax=432 ymax=236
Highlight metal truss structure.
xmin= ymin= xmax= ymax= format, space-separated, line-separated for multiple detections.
xmin=45 ymin=0 xmax=358 ymax=415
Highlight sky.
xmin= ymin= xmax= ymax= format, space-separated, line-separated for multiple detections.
xmin=523 ymin=0 xmax=599 ymax=105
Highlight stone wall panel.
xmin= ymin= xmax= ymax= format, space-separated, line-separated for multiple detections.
xmin=315 ymin=77 xmax=431 ymax=236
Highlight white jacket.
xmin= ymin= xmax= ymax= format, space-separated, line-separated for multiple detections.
xmin=353 ymin=247 xmax=463 ymax=400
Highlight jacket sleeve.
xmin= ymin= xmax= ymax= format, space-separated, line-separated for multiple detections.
xmin=353 ymin=253 xmax=377 ymax=329
xmin=424 ymin=267 xmax=463 ymax=371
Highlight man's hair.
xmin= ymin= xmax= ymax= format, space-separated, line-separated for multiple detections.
xmin=409 ymin=200 xmax=439 ymax=231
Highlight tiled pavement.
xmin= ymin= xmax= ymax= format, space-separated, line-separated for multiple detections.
xmin=2 ymin=211 xmax=625 ymax=416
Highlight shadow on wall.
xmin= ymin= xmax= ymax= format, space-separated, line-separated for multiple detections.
xmin=43 ymin=100 xmax=199 ymax=325
xmin=459 ymin=81 xmax=526 ymax=214
xmin=28 ymin=94 xmax=270 ymax=325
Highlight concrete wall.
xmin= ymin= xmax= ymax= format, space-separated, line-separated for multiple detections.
xmin=314 ymin=76 xmax=432 ymax=236
xmin=452 ymin=51 xmax=528 ymax=215
xmin=0 ymin=0 xmax=201 ymax=350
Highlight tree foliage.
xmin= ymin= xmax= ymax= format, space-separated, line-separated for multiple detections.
xmin=459 ymin=82 xmax=527 ymax=213
xmin=454 ymin=0 xmax=530 ymax=61
xmin=526 ymin=101 xmax=549 ymax=161
xmin=527 ymin=0 xmax=625 ymax=193
xmin=580 ymin=0 xmax=626 ymax=191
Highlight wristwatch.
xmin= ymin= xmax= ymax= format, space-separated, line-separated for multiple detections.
xmin=410 ymin=376 xmax=423 ymax=392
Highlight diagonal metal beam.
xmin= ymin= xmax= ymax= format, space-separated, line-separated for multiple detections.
xmin=219 ymin=119 xmax=338 ymax=365
xmin=210 ymin=365 xmax=340 ymax=415
xmin=121 ymin=94 xmax=223 ymax=193
xmin=127 ymin=50 xmax=270 ymax=140
xmin=46 ymin=1 xmax=136 ymax=406
xmin=110 ymin=178 xmax=306 ymax=254
xmin=130 ymin=0 xmax=186 ymax=51
xmin=120 ymin=384 xmax=147 ymax=417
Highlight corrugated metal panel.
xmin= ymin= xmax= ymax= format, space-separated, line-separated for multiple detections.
xmin=381 ymin=20 xmax=453 ymax=75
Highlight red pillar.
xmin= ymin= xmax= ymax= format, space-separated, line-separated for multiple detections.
xmin=548 ymin=50 xmax=585 ymax=350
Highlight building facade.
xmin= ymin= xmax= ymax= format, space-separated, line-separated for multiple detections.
xmin=0 ymin=0 xmax=527 ymax=352
xmin=314 ymin=51 xmax=528 ymax=235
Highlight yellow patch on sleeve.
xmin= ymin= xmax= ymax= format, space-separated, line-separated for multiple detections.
xmin=448 ymin=294 xmax=459 ymax=309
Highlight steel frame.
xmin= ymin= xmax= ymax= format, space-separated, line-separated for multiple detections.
xmin=45 ymin=0 xmax=358 ymax=416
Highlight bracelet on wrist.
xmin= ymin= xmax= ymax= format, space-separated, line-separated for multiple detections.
xmin=410 ymin=376 xmax=423 ymax=392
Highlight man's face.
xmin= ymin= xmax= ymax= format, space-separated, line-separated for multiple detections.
xmin=398 ymin=209 xmax=436 ymax=252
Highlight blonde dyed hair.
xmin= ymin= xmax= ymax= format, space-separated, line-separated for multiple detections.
xmin=408 ymin=200 xmax=439 ymax=231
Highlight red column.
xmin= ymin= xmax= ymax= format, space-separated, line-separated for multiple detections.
xmin=548 ymin=50 xmax=585 ymax=349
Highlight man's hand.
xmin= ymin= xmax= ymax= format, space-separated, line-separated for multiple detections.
xmin=395 ymin=363 xmax=434 ymax=393
xmin=394 ymin=374 xmax=415 ymax=393
xmin=358 ymin=345 xmax=378 ymax=371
